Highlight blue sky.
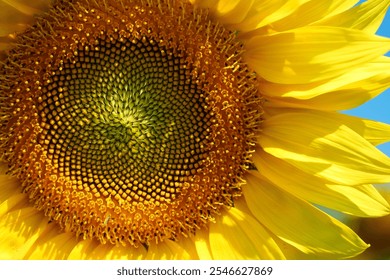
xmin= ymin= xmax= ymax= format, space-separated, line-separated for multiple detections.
xmin=344 ymin=5 xmax=390 ymax=156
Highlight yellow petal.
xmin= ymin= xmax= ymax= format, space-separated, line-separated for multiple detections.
xmin=0 ymin=207 xmax=53 ymax=259
xmin=259 ymin=0 xmax=358 ymax=32
xmin=0 ymin=175 xmax=21 ymax=206
xmin=67 ymin=239 xmax=101 ymax=260
xmin=244 ymin=26 xmax=390 ymax=84
xmin=253 ymin=149 xmax=390 ymax=217
xmin=79 ymin=240 xmax=113 ymax=260
xmin=0 ymin=0 xmax=49 ymax=36
xmin=0 ymin=22 xmax=29 ymax=37
xmin=0 ymin=193 xmax=27 ymax=218
xmin=261 ymin=57 xmax=390 ymax=110
xmin=343 ymin=116 xmax=390 ymax=146
xmin=190 ymin=0 xmax=218 ymax=8
xmin=101 ymin=244 xmax=147 ymax=260
xmin=228 ymin=0 xmax=307 ymax=33
xmin=146 ymin=239 xmax=194 ymax=260
xmin=25 ymin=228 xmax=79 ymax=260
xmin=263 ymin=108 xmax=390 ymax=146
xmin=209 ymin=204 xmax=285 ymax=260
xmin=231 ymin=0 xmax=358 ymax=34
xmin=192 ymin=0 xmax=255 ymax=25
xmin=316 ymin=0 xmax=390 ymax=33
xmin=0 ymin=0 xmax=49 ymax=15
xmin=272 ymin=234 xmax=321 ymax=260
xmin=194 ymin=228 xmax=213 ymax=260
xmin=244 ymin=172 xmax=368 ymax=258
xmin=68 ymin=239 xmax=149 ymax=260
xmin=259 ymin=111 xmax=390 ymax=185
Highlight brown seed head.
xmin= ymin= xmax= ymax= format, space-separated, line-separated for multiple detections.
xmin=0 ymin=0 xmax=262 ymax=247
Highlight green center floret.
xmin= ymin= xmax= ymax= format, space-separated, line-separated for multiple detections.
xmin=39 ymin=37 xmax=211 ymax=203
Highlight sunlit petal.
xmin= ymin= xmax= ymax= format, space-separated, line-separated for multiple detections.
xmin=244 ymin=172 xmax=368 ymax=258
xmin=259 ymin=111 xmax=390 ymax=185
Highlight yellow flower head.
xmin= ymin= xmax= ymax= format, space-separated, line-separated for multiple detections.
xmin=1 ymin=0 xmax=390 ymax=260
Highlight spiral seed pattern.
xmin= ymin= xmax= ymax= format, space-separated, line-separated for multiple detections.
xmin=0 ymin=0 xmax=261 ymax=247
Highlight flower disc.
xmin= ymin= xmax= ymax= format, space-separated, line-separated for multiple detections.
xmin=0 ymin=0 xmax=261 ymax=247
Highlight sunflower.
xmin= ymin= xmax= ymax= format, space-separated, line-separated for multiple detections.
xmin=347 ymin=186 xmax=390 ymax=259
xmin=1 ymin=0 xmax=390 ymax=260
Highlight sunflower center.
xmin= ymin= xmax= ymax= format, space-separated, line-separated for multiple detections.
xmin=0 ymin=0 xmax=261 ymax=247
xmin=42 ymin=37 xmax=210 ymax=205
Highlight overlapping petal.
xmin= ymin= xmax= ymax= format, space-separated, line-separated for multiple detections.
xmin=262 ymin=108 xmax=390 ymax=145
xmin=207 ymin=0 xmax=359 ymax=34
xmin=145 ymin=240 xmax=196 ymax=260
xmin=258 ymin=111 xmax=390 ymax=185
xmin=0 ymin=207 xmax=55 ymax=259
xmin=261 ymin=57 xmax=390 ymax=110
xmin=24 ymin=230 xmax=80 ymax=260
xmin=253 ymin=149 xmax=390 ymax=217
xmin=194 ymin=228 xmax=213 ymax=259
xmin=0 ymin=175 xmax=22 ymax=211
xmin=209 ymin=204 xmax=285 ymax=259
xmin=244 ymin=26 xmax=390 ymax=84
xmin=68 ymin=239 xmax=149 ymax=260
xmin=191 ymin=0 xmax=255 ymax=25
xmin=251 ymin=0 xmax=359 ymax=33
xmin=316 ymin=0 xmax=390 ymax=33
xmin=0 ymin=0 xmax=50 ymax=36
xmin=244 ymin=172 xmax=368 ymax=258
